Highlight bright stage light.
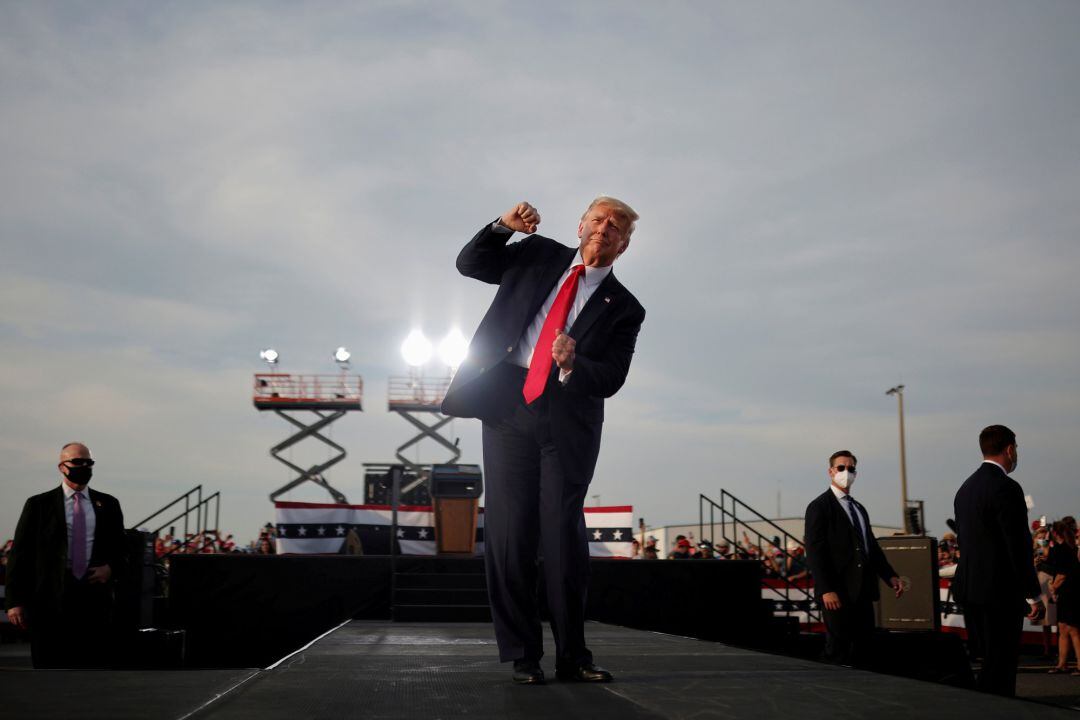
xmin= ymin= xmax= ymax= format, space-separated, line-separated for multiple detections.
xmin=260 ymin=348 xmax=279 ymax=365
xmin=438 ymin=329 xmax=469 ymax=368
xmin=333 ymin=347 xmax=351 ymax=364
xmin=401 ymin=330 xmax=433 ymax=367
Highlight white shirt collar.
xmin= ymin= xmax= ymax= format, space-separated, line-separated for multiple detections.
xmin=570 ymin=250 xmax=613 ymax=288
xmin=982 ymin=459 xmax=1008 ymax=474
xmin=830 ymin=484 xmax=852 ymax=503
xmin=61 ymin=481 xmax=87 ymax=500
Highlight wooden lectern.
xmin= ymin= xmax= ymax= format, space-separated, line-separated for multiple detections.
xmin=430 ymin=464 xmax=483 ymax=556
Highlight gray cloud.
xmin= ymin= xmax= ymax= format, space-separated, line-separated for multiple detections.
xmin=2 ymin=1 xmax=1078 ymax=541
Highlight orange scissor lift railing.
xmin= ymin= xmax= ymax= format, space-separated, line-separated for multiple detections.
xmin=253 ymin=373 xmax=363 ymax=504
xmin=387 ymin=374 xmax=460 ymax=474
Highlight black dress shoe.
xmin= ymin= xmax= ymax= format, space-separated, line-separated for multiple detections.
xmin=555 ymin=662 xmax=613 ymax=682
xmin=512 ymin=659 xmax=545 ymax=685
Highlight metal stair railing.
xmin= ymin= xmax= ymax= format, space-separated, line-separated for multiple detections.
xmin=131 ymin=485 xmax=221 ymax=557
xmin=700 ymin=490 xmax=821 ymax=625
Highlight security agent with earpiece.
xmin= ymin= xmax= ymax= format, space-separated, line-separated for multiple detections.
xmin=804 ymin=450 xmax=903 ymax=667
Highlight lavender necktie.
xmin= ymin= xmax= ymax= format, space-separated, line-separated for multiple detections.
xmin=71 ymin=491 xmax=88 ymax=579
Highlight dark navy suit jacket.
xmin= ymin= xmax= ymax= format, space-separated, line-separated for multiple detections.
xmin=804 ymin=488 xmax=896 ymax=604
xmin=5 ymin=485 xmax=126 ymax=615
xmin=441 ymin=222 xmax=645 ymax=484
xmin=952 ymin=462 xmax=1039 ymax=611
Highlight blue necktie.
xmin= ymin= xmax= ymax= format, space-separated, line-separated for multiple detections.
xmin=843 ymin=495 xmax=867 ymax=553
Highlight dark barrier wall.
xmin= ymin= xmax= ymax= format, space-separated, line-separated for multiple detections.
xmin=169 ymin=556 xmax=765 ymax=668
xmin=586 ymin=559 xmax=765 ymax=646
xmin=170 ymin=555 xmax=392 ymax=667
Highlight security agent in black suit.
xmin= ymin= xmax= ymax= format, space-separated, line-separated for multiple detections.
xmin=804 ymin=450 xmax=902 ymax=667
xmin=442 ymin=198 xmax=645 ymax=684
xmin=952 ymin=425 xmax=1043 ymax=697
xmin=5 ymin=442 xmax=126 ymax=668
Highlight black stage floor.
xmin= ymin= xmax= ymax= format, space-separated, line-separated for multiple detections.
xmin=2 ymin=622 xmax=1078 ymax=719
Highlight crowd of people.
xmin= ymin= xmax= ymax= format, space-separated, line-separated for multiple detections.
xmin=150 ymin=523 xmax=279 ymax=558
xmin=629 ymin=532 xmax=810 ymax=580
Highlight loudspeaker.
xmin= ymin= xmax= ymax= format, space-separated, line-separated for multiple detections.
xmin=876 ymin=535 xmax=939 ymax=631
xmin=364 ymin=468 xmax=431 ymax=505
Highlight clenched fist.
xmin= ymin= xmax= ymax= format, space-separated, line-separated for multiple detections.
xmin=552 ymin=328 xmax=575 ymax=371
xmin=500 ymin=202 xmax=541 ymax=234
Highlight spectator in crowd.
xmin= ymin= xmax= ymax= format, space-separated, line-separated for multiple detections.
xmin=668 ymin=537 xmax=692 ymax=559
xmin=786 ymin=545 xmax=810 ymax=582
xmin=1047 ymin=520 xmax=1080 ymax=674
xmin=952 ymin=425 xmax=1043 ymax=697
xmin=642 ymin=536 xmax=659 ymax=560
xmin=630 ymin=539 xmax=642 ymax=559
xmin=1033 ymin=524 xmax=1059 ymax=659
xmin=696 ymin=541 xmax=716 ymax=559
xmin=4 ymin=442 xmax=126 ymax=668
xmin=804 ymin=449 xmax=902 ymax=667
xmin=714 ymin=541 xmax=732 ymax=560
xmin=256 ymin=536 xmax=276 ymax=555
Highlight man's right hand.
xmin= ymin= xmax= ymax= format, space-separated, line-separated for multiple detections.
xmin=6 ymin=606 xmax=27 ymax=631
xmin=821 ymin=592 xmax=842 ymax=611
xmin=500 ymin=202 xmax=541 ymax=234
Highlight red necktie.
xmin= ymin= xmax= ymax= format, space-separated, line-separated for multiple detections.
xmin=523 ymin=265 xmax=586 ymax=404
xmin=71 ymin=491 xmax=88 ymax=579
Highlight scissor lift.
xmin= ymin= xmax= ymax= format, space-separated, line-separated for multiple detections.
xmin=253 ymin=373 xmax=363 ymax=504
xmin=387 ymin=375 xmax=460 ymax=475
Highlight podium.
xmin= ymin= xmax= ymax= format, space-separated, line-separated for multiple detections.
xmin=431 ymin=464 xmax=483 ymax=556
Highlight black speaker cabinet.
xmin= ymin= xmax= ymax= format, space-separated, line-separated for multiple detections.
xmin=876 ymin=535 xmax=940 ymax=631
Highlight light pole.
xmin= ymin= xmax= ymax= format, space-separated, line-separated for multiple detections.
xmin=886 ymin=384 xmax=909 ymax=533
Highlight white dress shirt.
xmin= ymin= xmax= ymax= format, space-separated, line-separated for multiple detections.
xmin=62 ymin=481 xmax=96 ymax=569
xmin=492 ymin=222 xmax=612 ymax=376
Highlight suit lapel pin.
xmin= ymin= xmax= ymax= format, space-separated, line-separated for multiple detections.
xmin=94 ymin=500 xmax=102 ymax=508
xmin=604 ymin=296 xmax=611 ymax=303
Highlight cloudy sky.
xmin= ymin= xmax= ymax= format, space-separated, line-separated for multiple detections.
xmin=3 ymin=1 xmax=1078 ymax=544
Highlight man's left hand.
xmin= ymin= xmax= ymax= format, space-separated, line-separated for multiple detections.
xmin=890 ymin=576 xmax=904 ymax=598
xmin=552 ymin=329 xmax=575 ymax=371
xmin=86 ymin=565 xmax=112 ymax=584
xmin=1028 ymin=600 xmax=1046 ymax=622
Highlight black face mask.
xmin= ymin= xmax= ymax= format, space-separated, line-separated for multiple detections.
xmin=65 ymin=466 xmax=93 ymax=486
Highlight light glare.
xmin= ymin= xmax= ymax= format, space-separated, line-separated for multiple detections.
xmin=260 ymin=348 xmax=279 ymax=364
xmin=438 ymin=329 xmax=469 ymax=368
xmin=401 ymin=330 xmax=433 ymax=367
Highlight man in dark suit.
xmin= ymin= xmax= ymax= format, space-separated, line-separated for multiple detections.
xmin=952 ymin=425 xmax=1043 ymax=696
xmin=442 ymin=197 xmax=645 ymax=684
xmin=804 ymin=450 xmax=902 ymax=667
xmin=5 ymin=442 xmax=126 ymax=668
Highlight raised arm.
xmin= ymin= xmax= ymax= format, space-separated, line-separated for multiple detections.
xmin=456 ymin=202 xmax=541 ymax=284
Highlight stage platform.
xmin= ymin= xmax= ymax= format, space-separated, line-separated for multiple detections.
xmin=2 ymin=621 xmax=1077 ymax=719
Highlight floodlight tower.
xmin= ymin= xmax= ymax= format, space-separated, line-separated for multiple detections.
xmin=387 ymin=329 xmax=465 ymax=473
xmin=253 ymin=347 xmax=363 ymax=504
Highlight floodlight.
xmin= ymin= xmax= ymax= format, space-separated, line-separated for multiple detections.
xmin=401 ymin=330 xmax=433 ymax=367
xmin=260 ymin=348 xmax=279 ymax=365
xmin=438 ymin=329 xmax=469 ymax=368
xmin=333 ymin=347 xmax=351 ymax=364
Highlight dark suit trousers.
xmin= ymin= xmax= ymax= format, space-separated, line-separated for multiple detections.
xmin=481 ymin=381 xmax=592 ymax=666
xmin=822 ymin=598 xmax=876 ymax=667
xmin=963 ymin=602 xmax=1023 ymax=697
xmin=31 ymin=571 xmax=115 ymax=669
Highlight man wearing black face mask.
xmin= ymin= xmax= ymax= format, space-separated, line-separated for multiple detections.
xmin=5 ymin=442 xmax=126 ymax=668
